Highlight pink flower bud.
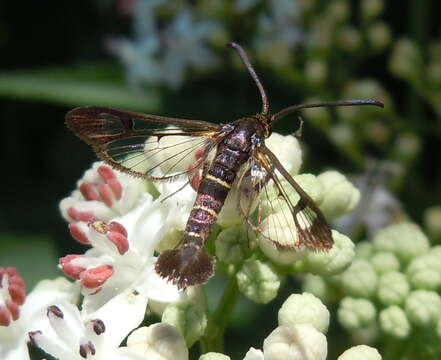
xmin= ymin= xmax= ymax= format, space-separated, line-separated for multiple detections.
xmin=80 ymin=265 xmax=114 ymax=289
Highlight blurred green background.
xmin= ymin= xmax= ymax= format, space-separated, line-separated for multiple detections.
xmin=0 ymin=0 xmax=440 ymax=358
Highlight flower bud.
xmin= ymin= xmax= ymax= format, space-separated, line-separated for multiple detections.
xmin=377 ymin=271 xmax=410 ymax=306
xmin=199 ymin=353 xmax=231 ymax=360
xmin=278 ymin=293 xmax=330 ymax=333
xmin=327 ymin=0 xmax=349 ymax=24
xmin=367 ymin=22 xmax=391 ymax=51
xmin=389 ymin=39 xmax=422 ymax=80
xmin=355 ymin=242 xmax=374 ymax=260
xmin=394 ymin=133 xmax=421 ymax=160
xmin=340 ymin=259 xmax=377 ymax=298
xmin=317 ymin=171 xmax=360 ymax=220
xmin=405 ymin=290 xmax=441 ymax=327
xmin=337 ymin=26 xmax=361 ymax=52
xmin=162 ymin=299 xmax=207 ymax=347
xmin=236 ymin=260 xmax=281 ymax=304
xmin=373 ymin=222 xmax=430 ymax=264
xmin=424 ymin=206 xmax=441 ymax=240
xmin=370 ymin=252 xmax=400 ymax=275
xmin=379 ymin=305 xmax=410 ymax=338
xmin=126 ymin=323 xmax=188 ymax=360
xmin=338 ymin=297 xmax=376 ymax=330
xmin=243 ymin=348 xmax=264 ymax=360
xmin=60 ymin=162 xmax=145 ymax=223
xmin=338 ymin=345 xmax=382 ymax=360
xmin=406 ymin=252 xmax=441 ymax=290
xmin=265 ymin=133 xmax=302 ymax=176
xmin=215 ymin=225 xmax=250 ymax=265
xmin=301 ymin=99 xmax=332 ymax=129
xmin=361 ymin=0 xmax=384 ymax=20
xmin=296 ymin=230 xmax=355 ymax=276
xmin=263 ymin=324 xmax=327 ymax=360
xmin=305 ymin=59 xmax=327 ymax=86
xmin=329 ymin=124 xmax=354 ymax=147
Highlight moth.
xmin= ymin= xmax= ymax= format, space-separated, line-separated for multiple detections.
xmin=66 ymin=42 xmax=383 ymax=289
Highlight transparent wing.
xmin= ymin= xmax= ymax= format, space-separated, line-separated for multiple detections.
xmin=238 ymin=145 xmax=333 ymax=251
xmin=66 ymin=107 xmax=222 ymax=181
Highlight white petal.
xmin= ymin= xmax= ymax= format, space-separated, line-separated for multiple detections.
xmin=243 ymin=347 xmax=264 ymax=360
xmin=84 ymin=290 xmax=149 ymax=348
xmin=139 ymin=264 xmax=185 ymax=303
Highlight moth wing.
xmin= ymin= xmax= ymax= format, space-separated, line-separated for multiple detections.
xmin=238 ymin=144 xmax=333 ymax=251
xmin=66 ymin=107 xmax=222 ymax=181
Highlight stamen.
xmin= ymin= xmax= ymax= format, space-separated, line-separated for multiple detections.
xmin=59 ymin=255 xmax=86 ymax=279
xmin=91 ymin=319 xmax=105 ymax=335
xmin=107 ymin=232 xmax=129 ymax=255
xmin=80 ymin=265 xmax=114 ymax=289
xmin=47 ymin=305 xmax=64 ymax=318
xmin=69 ymin=224 xmax=91 ymax=245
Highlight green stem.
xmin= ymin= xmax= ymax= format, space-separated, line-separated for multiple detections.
xmin=200 ymin=277 xmax=240 ymax=353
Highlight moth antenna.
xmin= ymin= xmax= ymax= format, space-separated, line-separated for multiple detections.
xmin=271 ymin=99 xmax=384 ymax=123
xmin=228 ymin=42 xmax=270 ymax=116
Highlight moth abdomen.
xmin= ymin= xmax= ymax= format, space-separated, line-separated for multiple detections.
xmin=155 ymin=244 xmax=215 ymax=290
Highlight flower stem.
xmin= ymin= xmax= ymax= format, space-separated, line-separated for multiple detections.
xmin=200 ymin=276 xmax=239 ymax=353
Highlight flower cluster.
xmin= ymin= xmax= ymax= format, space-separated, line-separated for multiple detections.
xmin=1 ymin=130 xmax=376 ymax=359
xmin=200 ymin=292 xmax=382 ymax=360
xmin=303 ymin=222 xmax=441 ymax=357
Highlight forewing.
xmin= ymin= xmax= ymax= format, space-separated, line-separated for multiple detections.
xmin=251 ymin=145 xmax=333 ymax=251
xmin=66 ymin=107 xmax=221 ymax=181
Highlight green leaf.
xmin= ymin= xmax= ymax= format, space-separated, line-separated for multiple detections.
xmin=0 ymin=63 xmax=159 ymax=111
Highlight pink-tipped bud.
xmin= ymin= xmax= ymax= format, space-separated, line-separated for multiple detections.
xmin=0 ymin=267 xmax=26 ymax=326
xmin=59 ymin=255 xmax=86 ymax=279
xmin=107 ymin=179 xmax=122 ymax=200
xmin=98 ymin=165 xmax=122 ymax=200
xmin=107 ymin=221 xmax=127 ymax=237
xmin=0 ymin=306 xmax=11 ymax=326
xmin=80 ymin=183 xmax=101 ymax=201
xmin=107 ymin=232 xmax=129 ymax=255
xmin=67 ymin=207 xmax=96 ymax=222
xmin=98 ymin=184 xmax=113 ymax=207
xmin=69 ymin=224 xmax=91 ymax=245
xmin=80 ymin=265 xmax=113 ymax=289
xmin=7 ymin=300 xmax=19 ymax=321
xmin=97 ymin=165 xmax=116 ymax=182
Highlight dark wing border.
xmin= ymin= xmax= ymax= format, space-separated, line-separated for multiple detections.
xmin=252 ymin=144 xmax=333 ymax=251
xmin=66 ymin=106 xmax=222 ymax=181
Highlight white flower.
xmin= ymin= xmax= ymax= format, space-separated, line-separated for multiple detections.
xmin=278 ymin=292 xmax=330 ymax=333
xmin=60 ymin=195 xmax=184 ymax=319
xmin=243 ymin=347 xmax=264 ymax=360
xmin=59 ymin=161 xmax=185 ymax=323
xmin=29 ymin=300 xmax=148 ymax=360
xmin=60 ymin=162 xmax=146 ymax=225
xmin=126 ymin=323 xmax=188 ymax=360
xmin=265 ymin=133 xmax=302 ymax=176
xmin=263 ymin=324 xmax=327 ymax=360
xmin=0 ymin=275 xmax=79 ymax=360
xmin=338 ymin=345 xmax=382 ymax=360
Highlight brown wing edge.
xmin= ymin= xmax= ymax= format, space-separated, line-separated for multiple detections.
xmin=257 ymin=145 xmax=333 ymax=251
xmin=65 ymin=106 xmax=222 ymax=180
